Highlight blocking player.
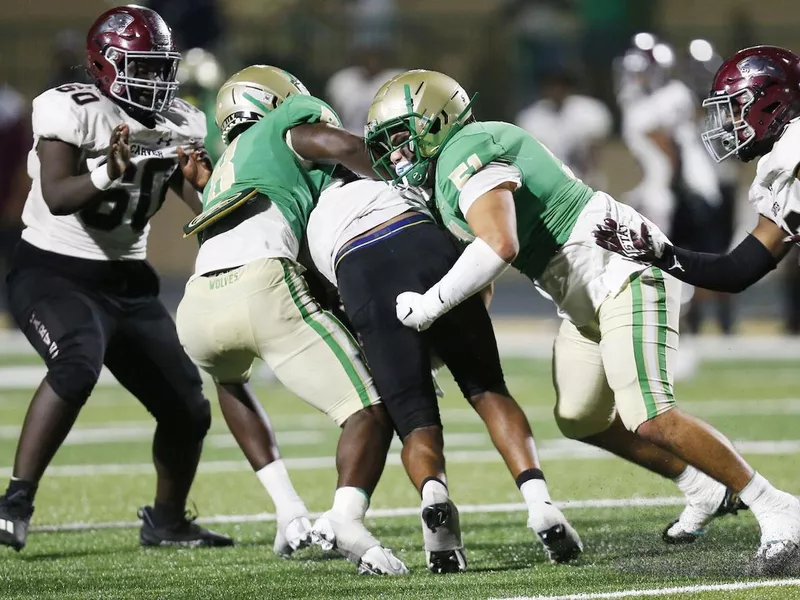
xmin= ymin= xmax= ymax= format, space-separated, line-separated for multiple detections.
xmin=306 ymin=178 xmax=582 ymax=573
xmin=0 ymin=5 xmax=233 ymax=551
xmin=364 ymin=69 xmax=800 ymax=575
xmin=177 ymin=66 xmax=406 ymax=575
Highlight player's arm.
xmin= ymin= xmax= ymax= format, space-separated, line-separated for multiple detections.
xmin=396 ymin=182 xmax=516 ymax=331
xmin=39 ymin=124 xmax=130 ymax=216
xmin=595 ymin=214 xmax=786 ymax=294
xmin=287 ymin=123 xmax=377 ymax=179
xmin=169 ymin=146 xmax=212 ymax=215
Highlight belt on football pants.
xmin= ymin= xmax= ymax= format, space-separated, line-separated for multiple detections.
xmin=334 ymin=212 xmax=433 ymax=272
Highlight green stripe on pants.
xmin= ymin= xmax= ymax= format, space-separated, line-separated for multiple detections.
xmin=630 ymin=274 xmax=658 ymax=419
xmin=281 ymin=262 xmax=372 ymax=408
xmin=651 ymin=267 xmax=673 ymax=408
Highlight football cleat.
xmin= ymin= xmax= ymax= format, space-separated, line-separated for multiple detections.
xmin=663 ymin=488 xmax=748 ymax=544
xmin=528 ymin=502 xmax=583 ymax=564
xmin=422 ymin=500 xmax=467 ymax=574
xmin=749 ymin=492 xmax=800 ymax=576
xmin=311 ymin=510 xmax=408 ymax=575
xmin=0 ymin=491 xmax=34 ymax=552
xmin=273 ymin=515 xmax=313 ymax=558
xmin=138 ymin=506 xmax=234 ymax=548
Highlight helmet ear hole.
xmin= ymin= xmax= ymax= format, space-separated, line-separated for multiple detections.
xmin=763 ymin=101 xmax=781 ymax=114
xmin=429 ymin=117 xmax=442 ymax=135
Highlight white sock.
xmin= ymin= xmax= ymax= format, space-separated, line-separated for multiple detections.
xmin=740 ymin=472 xmax=784 ymax=518
xmin=256 ymin=459 xmax=307 ymax=517
xmin=674 ymin=465 xmax=719 ymax=500
xmin=332 ymin=486 xmax=370 ymax=521
xmin=520 ymin=478 xmax=552 ymax=508
xmin=421 ymin=478 xmax=449 ymax=507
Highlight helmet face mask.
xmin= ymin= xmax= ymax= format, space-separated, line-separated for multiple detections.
xmin=365 ymin=72 xmax=476 ymax=188
xmin=701 ymin=88 xmax=756 ymax=162
xmin=107 ymin=49 xmax=181 ymax=112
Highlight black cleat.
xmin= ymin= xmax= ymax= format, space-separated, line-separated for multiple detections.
xmin=422 ymin=501 xmax=467 ymax=574
xmin=0 ymin=491 xmax=34 ymax=552
xmin=138 ymin=506 xmax=234 ymax=548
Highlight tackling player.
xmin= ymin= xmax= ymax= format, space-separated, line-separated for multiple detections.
xmin=364 ymin=69 xmax=800 ymax=575
xmin=0 ymin=5 xmax=232 ymax=550
xmin=307 ymin=179 xmax=581 ymax=572
xmin=177 ymin=66 xmax=406 ymax=575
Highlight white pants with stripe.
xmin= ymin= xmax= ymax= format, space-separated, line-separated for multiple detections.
xmin=552 ymin=266 xmax=682 ymax=438
xmin=176 ymin=257 xmax=380 ymax=425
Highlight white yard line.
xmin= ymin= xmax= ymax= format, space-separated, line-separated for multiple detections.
xmin=31 ymin=495 xmax=689 ymax=533
xmin=494 ymin=578 xmax=800 ymax=599
xmin=3 ymin=439 xmax=800 ymax=478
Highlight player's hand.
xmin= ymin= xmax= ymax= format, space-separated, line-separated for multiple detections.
xmin=593 ymin=217 xmax=666 ymax=263
xmin=396 ymin=291 xmax=439 ymax=331
xmin=106 ymin=124 xmax=131 ymax=180
xmin=178 ymin=146 xmax=213 ymax=191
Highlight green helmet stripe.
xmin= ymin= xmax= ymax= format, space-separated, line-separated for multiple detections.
xmin=242 ymin=91 xmax=272 ymax=114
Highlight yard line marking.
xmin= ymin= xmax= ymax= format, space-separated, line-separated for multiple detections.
xmin=30 ymin=495 xmax=690 ymax=533
xmin=494 ymin=578 xmax=800 ymax=599
xmin=5 ymin=439 xmax=800 ymax=478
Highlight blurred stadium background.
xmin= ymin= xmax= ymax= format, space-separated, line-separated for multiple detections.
xmin=1 ymin=0 xmax=799 ymax=335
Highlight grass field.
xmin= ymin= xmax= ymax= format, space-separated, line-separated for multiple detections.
xmin=1 ymin=355 xmax=800 ymax=599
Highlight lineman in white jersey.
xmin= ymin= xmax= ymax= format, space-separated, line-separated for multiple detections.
xmin=307 ymin=180 xmax=584 ymax=573
xmin=0 ymin=5 xmax=233 ymax=551
xmin=596 ymin=44 xmax=800 ymax=575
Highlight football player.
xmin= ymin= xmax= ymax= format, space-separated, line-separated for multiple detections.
xmin=364 ymin=69 xmax=800 ymax=574
xmin=306 ymin=179 xmax=582 ymax=572
xmin=177 ymin=66 xmax=407 ymax=575
xmin=595 ymin=46 xmax=800 ymax=573
xmin=0 ymin=5 xmax=232 ymax=550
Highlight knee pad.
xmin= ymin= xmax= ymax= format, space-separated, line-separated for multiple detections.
xmin=156 ymin=394 xmax=212 ymax=443
xmin=554 ymin=402 xmax=616 ymax=440
xmin=46 ymin=357 xmax=102 ymax=407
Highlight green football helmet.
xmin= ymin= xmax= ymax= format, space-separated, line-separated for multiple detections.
xmin=365 ymin=69 xmax=476 ymax=186
xmin=215 ymin=65 xmax=309 ymax=144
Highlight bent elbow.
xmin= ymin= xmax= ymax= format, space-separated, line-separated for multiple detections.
xmin=495 ymin=239 xmax=519 ymax=263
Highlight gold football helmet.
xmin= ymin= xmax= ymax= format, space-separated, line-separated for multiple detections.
xmin=215 ymin=65 xmax=310 ymax=144
xmin=365 ymin=69 xmax=475 ymax=186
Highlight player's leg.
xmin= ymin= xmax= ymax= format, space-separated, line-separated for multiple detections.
xmin=552 ymin=317 xmax=744 ymax=544
xmin=104 ymin=293 xmax=232 ymax=548
xmin=0 ymin=267 xmax=112 ymax=551
xmin=335 ymin=233 xmax=462 ymax=574
xmin=176 ymin=270 xmax=311 ymax=556
xmin=256 ymin=259 xmax=404 ymax=574
xmin=603 ymin=267 xmax=800 ymax=573
xmin=430 ymin=294 xmax=582 ymax=564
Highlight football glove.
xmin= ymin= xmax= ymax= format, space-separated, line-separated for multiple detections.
xmin=593 ymin=217 xmax=668 ymax=264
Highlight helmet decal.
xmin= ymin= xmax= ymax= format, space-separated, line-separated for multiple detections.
xmin=736 ymin=55 xmax=784 ymax=79
xmin=98 ymin=14 xmax=134 ymax=36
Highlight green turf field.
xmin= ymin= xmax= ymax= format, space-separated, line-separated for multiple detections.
xmin=1 ymin=357 xmax=800 ymax=599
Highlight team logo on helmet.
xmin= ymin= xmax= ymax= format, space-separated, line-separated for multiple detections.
xmin=97 ymin=14 xmax=134 ymax=35
xmin=736 ymin=55 xmax=784 ymax=79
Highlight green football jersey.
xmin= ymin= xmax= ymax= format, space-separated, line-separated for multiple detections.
xmin=434 ymin=121 xmax=594 ymax=279
xmin=201 ymin=94 xmax=342 ymax=243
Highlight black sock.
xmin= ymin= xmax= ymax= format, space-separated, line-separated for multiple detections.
xmin=515 ymin=468 xmax=545 ymax=489
xmin=6 ymin=479 xmax=38 ymax=502
xmin=151 ymin=502 xmax=184 ymax=526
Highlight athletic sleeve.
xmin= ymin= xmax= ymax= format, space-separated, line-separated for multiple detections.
xmin=31 ymin=88 xmax=87 ymax=147
xmin=458 ymin=162 xmax=522 ymax=215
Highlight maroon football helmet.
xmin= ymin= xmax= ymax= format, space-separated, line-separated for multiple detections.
xmin=86 ymin=5 xmax=181 ymax=114
xmin=701 ymin=45 xmax=800 ymax=162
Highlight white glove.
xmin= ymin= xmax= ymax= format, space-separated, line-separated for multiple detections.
xmin=395 ymin=290 xmax=443 ymax=331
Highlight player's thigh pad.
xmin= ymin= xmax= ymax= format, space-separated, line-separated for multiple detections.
xmin=552 ymin=318 xmax=617 ymax=438
xmin=176 ymin=265 xmax=260 ymax=383
xmin=7 ymin=269 xmax=108 ymax=406
xmin=251 ymin=259 xmax=379 ymax=426
xmin=599 ymin=266 xmax=681 ymax=431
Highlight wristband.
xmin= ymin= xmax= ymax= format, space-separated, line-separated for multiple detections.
xmin=90 ymin=166 xmax=118 ymax=191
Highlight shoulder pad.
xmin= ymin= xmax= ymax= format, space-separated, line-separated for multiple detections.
xmin=764 ymin=119 xmax=800 ymax=174
xmin=280 ymin=95 xmax=342 ymax=128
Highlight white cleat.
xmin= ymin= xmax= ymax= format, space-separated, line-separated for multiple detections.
xmin=663 ymin=487 xmax=747 ymax=545
xmin=273 ymin=515 xmax=313 ymax=558
xmin=421 ymin=499 xmax=467 ymax=574
xmin=750 ymin=493 xmax=800 ymax=576
xmin=528 ymin=502 xmax=583 ymax=564
xmin=311 ymin=510 xmax=408 ymax=575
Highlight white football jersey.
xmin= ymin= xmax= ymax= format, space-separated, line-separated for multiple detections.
xmin=306 ymin=179 xmax=430 ymax=285
xmin=515 ymin=94 xmax=612 ymax=183
xmin=22 ymin=83 xmax=206 ymax=261
xmin=749 ymin=118 xmax=800 ymax=237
